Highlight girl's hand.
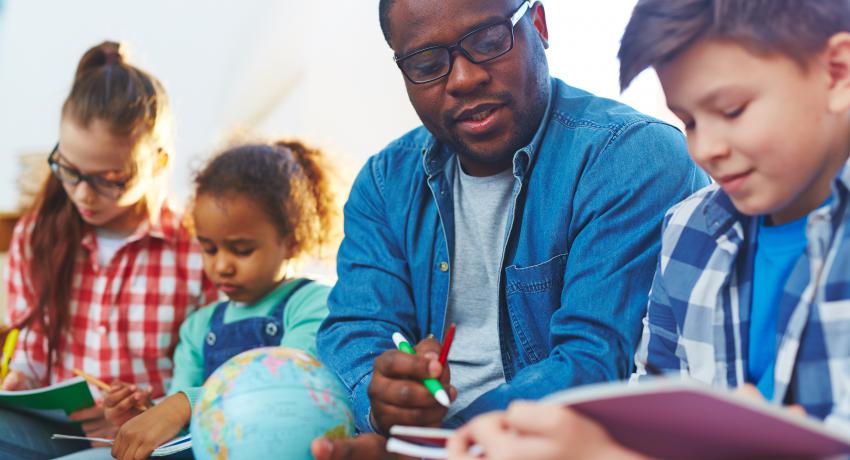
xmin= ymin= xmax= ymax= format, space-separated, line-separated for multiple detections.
xmin=104 ymin=381 xmax=151 ymax=426
xmin=0 ymin=370 xmax=28 ymax=391
xmin=112 ymin=392 xmax=191 ymax=460
xmin=446 ymin=402 xmax=651 ymax=460
xmin=68 ymin=405 xmax=117 ymax=447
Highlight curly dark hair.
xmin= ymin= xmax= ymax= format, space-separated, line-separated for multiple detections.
xmin=193 ymin=140 xmax=339 ymax=259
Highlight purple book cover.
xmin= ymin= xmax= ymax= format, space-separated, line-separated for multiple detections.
xmin=544 ymin=380 xmax=850 ymax=460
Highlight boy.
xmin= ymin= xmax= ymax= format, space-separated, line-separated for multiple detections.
xmin=446 ymin=1 xmax=850 ymax=458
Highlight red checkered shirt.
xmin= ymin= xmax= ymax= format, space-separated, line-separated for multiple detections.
xmin=4 ymin=204 xmax=217 ymax=400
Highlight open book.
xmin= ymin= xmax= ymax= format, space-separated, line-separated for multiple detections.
xmin=387 ymin=379 xmax=850 ymax=460
xmin=0 ymin=376 xmax=94 ymax=421
xmin=51 ymin=434 xmax=192 ymax=458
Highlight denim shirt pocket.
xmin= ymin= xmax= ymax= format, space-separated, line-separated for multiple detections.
xmin=504 ymin=253 xmax=568 ymax=365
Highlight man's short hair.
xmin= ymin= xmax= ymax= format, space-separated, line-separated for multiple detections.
xmin=379 ymin=0 xmax=395 ymax=47
xmin=618 ymin=0 xmax=850 ymax=91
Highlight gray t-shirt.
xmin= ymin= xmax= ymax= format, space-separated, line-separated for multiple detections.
xmin=444 ymin=157 xmax=515 ymax=419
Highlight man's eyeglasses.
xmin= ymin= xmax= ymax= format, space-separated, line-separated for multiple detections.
xmin=394 ymin=1 xmax=532 ymax=84
xmin=47 ymin=144 xmax=129 ymax=199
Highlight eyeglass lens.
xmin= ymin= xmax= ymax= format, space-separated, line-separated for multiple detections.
xmin=49 ymin=151 xmax=126 ymax=198
xmin=401 ymin=22 xmax=513 ymax=83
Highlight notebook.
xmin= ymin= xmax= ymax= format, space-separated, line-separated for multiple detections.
xmin=388 ymin=379 xmax=850 ymax=460
xmin=386 ymin=426 xmax=481 ymax=459
xmin=51 ymin=434 xmax=192 ymax=458
xmin=0 ymin=376 xmax=94 ymax=421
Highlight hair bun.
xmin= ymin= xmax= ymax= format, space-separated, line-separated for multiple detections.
xmin=74 ymin=41 xmax=126 ymax=80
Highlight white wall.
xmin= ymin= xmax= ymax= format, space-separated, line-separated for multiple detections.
xmin=0 ymin=1 xmax=669 ymax=211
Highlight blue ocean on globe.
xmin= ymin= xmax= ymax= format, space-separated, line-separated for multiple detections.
xmin=190 ymin=347 xmax=354 ymax=460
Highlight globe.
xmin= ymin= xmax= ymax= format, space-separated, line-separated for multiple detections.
xmin=190 ymin=347 xmax=354 ymax=460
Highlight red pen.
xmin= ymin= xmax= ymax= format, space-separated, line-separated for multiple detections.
xmin=438 ymin=323 xmax=456 ymax=365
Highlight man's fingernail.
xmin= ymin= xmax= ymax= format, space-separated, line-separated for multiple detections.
xmin=312 ymin=438 xmax=333 ymax=457
xmin=430 ymin=361 xmax=442 ymax=377
xmin=424 ymin=352 xmax=438 ymax=360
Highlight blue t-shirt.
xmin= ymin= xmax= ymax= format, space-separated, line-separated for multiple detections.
xmin=748 ymin=215 xmax=808 ymax=399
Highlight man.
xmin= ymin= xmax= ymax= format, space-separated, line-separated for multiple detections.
xmin=314 ymin=0 xmax=707 ymax=456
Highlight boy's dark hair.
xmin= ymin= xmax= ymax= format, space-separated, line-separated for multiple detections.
xmin=618 ymin=0 xmax=850 ymax=91
xmin=194 ymin=140 xmax=339 ymax=260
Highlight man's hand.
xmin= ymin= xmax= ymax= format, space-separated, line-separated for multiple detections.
xmin=368 ymin=337 xmax=456 ymax=434
xmin=311 ymin=433 xmax=413 ymax=460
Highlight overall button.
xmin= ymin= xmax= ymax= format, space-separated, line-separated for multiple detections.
xmin=439 ymin=261 xmax=449 ymax=272
xmin=265 ymin=323 xmax=279 ymax=336
xmin=206 ymin=332 xmax=217 ymax=346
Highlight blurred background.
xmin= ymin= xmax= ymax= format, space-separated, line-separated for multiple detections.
xmin=0 ymin=0 xmax=671 ymax=213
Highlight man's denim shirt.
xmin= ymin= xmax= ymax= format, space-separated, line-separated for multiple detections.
xmin=318 ymin=78 xmax=709 ymax=431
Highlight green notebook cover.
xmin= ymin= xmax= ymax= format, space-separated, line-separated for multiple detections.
xmin=0 ymin=376 xmax=94 ymax=414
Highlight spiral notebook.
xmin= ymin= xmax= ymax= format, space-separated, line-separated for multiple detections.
xmin=51 ymin=434 xmax=192 ymax=458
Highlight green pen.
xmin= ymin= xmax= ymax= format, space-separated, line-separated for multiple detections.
xmin=392 ymin=332 xmax=451 ymax=407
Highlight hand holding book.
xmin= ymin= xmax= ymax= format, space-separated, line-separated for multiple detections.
xmin=443 ymin=403 xmax=640 ymax=460
xmin=388 ymin=380 xmax=850 ymax=460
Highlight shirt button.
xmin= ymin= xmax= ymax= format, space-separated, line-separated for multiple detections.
xmin=439 ymin=262 xmax=449 ymax=272
xmin=97 ymin=325 xmax=107 ymax=335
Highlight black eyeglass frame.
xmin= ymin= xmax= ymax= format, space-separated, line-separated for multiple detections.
xmin=393 ymin=1 xmax=533 ymax=84
xmin=47 ymin=143 xmax=130 ymax=199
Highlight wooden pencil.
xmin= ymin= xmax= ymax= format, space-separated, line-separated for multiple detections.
xmin=73 ymin=368 xmax=147 ymax=412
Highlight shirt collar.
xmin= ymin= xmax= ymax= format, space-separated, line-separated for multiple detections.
xmin=703 ymin=157 xmax=850 ymax=238
xmin=81 ymin=204 xmax=178 ymax=252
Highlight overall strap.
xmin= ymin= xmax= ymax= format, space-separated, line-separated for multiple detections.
xmin=208 ymin=300 xmax=231 ymax=328
xmin=269 ymin=278 xmax=314 ymax=318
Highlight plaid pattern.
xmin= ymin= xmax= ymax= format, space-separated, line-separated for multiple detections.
xmin=635 ymin=162 xmax=850 ymax=429
xmin=4 ymin=205 xmax=217 ymax=400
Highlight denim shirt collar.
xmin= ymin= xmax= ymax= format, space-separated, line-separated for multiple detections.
xmin=702 ymin=157 xmax=850 ymax=239
xmin=421 ymin=77 xmax=556 ymax=179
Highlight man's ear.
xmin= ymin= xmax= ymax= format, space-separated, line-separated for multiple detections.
xmin=825 ymin=32 xmax=850 ymax=113
xmin=530 ymin=2 xmax=549 ymax=49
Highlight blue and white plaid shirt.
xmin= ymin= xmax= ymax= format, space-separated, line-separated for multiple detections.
xmin=636 ymin=161 xmax=850 ymax=432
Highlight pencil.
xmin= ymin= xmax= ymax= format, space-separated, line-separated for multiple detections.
xmin=73 ymin=368 xmax=147 ymax=411
xmin=1 ymin=328 xmax=20 ymax=380
xmin=438 ymin=323 xmax=456 ymax=366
